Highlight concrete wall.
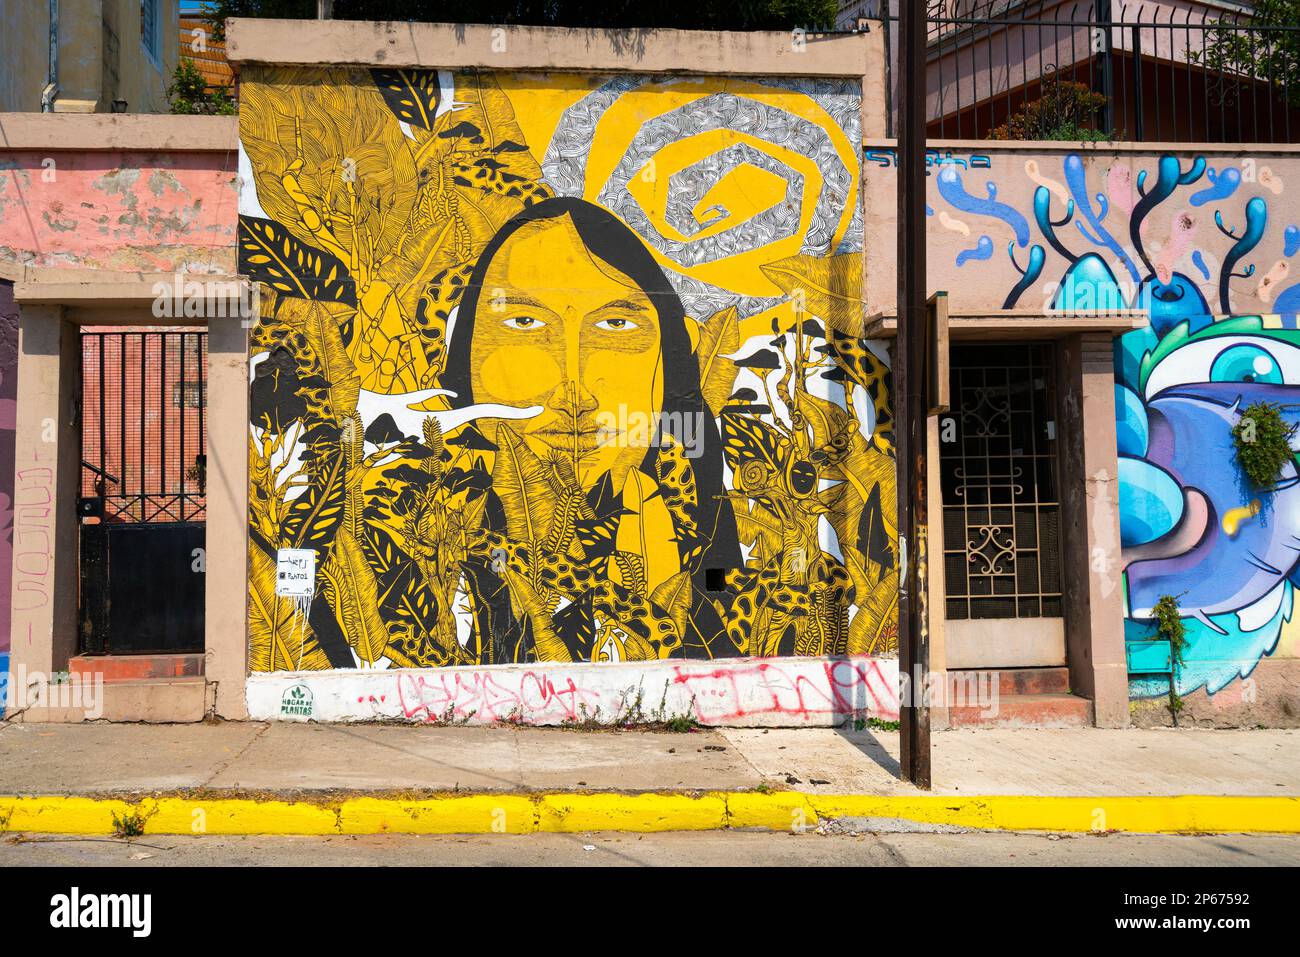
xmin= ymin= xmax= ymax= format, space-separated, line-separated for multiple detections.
xmin=0 ymin=113 xmax=241 ymax=721
xmin=3 ymin=19 xmax=1298 ymax=728
xmin=0 ymin=123 xmax=237 ymax=274
xmin=0 ymin=0 xmax=180 ymax=114
xmin=0 ymin=281 xmax=16 ymax=715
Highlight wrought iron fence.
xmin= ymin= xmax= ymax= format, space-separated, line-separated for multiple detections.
xmin=858 ymin=0 xmax=1300 ymax=143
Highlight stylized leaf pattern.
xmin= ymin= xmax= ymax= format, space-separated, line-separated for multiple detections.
xmin=240 ymin=216 xmax=357 ymax=306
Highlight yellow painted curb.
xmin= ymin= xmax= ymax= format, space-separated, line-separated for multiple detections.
xmin=1 ymin=793 xmax=1296 ymax=836
xmin=538 ymin=792 xmax=728 ymax=832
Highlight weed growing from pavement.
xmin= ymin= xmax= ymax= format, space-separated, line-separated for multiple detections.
xmin=111 ymin=805 xmax=157 ymax=839
xmin=854 ymin=717 xmax=900 ymax=732
xmin=1153 ymin=593 xmax=1188 ymax=723
xmin=551 ymin=684 xmax=701 ymax=732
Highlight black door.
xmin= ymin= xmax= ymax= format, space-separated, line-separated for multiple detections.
xmin=938 ymin=342 xmax=1063 ymax=621
xmin=79 ymin=331 xmax=207 ymax=655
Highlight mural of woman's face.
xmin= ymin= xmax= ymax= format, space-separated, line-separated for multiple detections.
xmin=470 ymin=214 xmax=664 ymax=486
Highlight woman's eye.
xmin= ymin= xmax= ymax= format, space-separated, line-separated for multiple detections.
xmin=596 ymin=317 xmax=638 ymax=331
xmin=503 ymin=316 xmax=545 ymax=330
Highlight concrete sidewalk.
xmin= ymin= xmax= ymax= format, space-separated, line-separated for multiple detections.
xmin=1 ymin=721 xmax=1296 ymax=797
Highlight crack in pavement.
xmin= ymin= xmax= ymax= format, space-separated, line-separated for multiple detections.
xmin=199 ymin=723 xmax=272 ymax=788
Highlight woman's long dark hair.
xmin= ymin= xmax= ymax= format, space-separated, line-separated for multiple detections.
xmin=443 ymin=197 xmax=740 ymax=660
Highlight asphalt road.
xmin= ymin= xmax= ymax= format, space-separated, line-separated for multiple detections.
xmin=4 ymin=830 xmax=1298 ymax=866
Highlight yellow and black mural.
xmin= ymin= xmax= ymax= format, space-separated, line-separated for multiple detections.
xmin=239 ymin=67 xmax=897 ymax=671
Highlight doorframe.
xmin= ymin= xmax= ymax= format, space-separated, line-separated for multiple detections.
xmin=938 ymin=339 xmax=1067 ymax=670
xmin=8 ymin=276 xmax=249 ymax=719
xmin=872 ymin=311 xmax=1140 ymax=728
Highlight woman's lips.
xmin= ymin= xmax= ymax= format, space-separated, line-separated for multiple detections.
xmin=530 ymin=421 xmax=622 ymax=450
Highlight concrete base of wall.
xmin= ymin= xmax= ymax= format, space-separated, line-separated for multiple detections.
xmin=245 ymin=656 xmax=902 ymax=727
xmin=5 ymin=677 xmax=208 ymax=723
xmin=1129 ymin=657 xmax=1300 ymax=729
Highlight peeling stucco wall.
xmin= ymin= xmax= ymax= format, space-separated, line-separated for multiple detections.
xmin=0 ymin=151 xmax=238 ymax=274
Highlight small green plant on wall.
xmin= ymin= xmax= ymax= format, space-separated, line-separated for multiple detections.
xmin=167 ymin=59 xmax=235 ymax=116
xmin=1152 ymin=594 xmax=1187 ymax=721
xmin=1232 ymin=401 xmax=1299 ymax=488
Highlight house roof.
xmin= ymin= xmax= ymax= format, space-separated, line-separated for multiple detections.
xmin=180 ymin=15 xmax=234 ymax=88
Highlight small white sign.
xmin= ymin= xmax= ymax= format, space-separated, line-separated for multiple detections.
xmin=275 ymin=548 xmax=316 ymax=598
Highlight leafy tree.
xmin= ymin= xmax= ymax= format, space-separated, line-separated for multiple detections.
xmin=167 ymin=58 xmax=236 ymax=115
xmin=198 ymin=0 xmax=839 ymax=40
xmin=1193 ymin=0 xmax=1300 ymax=108
xmin=987 ymin=75 xmax=1111 ymax=142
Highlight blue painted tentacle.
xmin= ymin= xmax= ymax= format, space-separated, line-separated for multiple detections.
xmin=1219 ymin=197 xmax=1268 ymax=313
xmin=1033 ymin=186 xmax=1078 ymax=263
xmin=936 ymin=167 xmax=1032 ymax=246
xmin=1064 ymin=154 xmax=1139 ymax=282
xmin=1004 ymin=242 xmax=1046 ymax=308
xmin=1130 ymin=155 xmax=1206 ymax=274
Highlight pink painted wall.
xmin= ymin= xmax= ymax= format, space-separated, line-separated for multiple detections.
xmin=0 ymin=151 xmax=238 ymax=275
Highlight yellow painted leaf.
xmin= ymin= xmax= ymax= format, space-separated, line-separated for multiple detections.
xmin=695 ymin=305 xmax=740 ymax=415
xmin=491 ymin=424 xmax=556 ymax=545
xmin=760 ymin=253 xmax=865 ymax=335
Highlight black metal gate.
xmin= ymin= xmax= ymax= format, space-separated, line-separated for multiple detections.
xmin=939 ymin=343 xmax=1063 ymax=621
xmin=79 ymin=331 xmax=207 ymax=655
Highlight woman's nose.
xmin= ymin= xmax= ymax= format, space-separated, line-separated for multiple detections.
xmin=546 ymin=380 xmax=598 ymax=417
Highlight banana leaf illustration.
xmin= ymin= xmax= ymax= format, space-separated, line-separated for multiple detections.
xmin=491 ymin=424 xmax=556 ymax=545
xmin=650 ymin=570 xmax=693 ymax=642
xmin=616 ymin=469 xmax=681 ymax=595
xmin=500 ymin=564 xmax=572 ymax=662
xmin=281 ymin=449 xmax=348 ymax=561
xmin=319 ymin=526 xmax=391 ymax=666
xmin=239 ymin=216 xmax=357 ymax=306
xmin=695 ymin=305 xmax=741 ymax=415
xmin=278 ymin=299 xmax=361 ymax=423
xmin=847 ymin=568 xmax=900 ymax=655
xmin=760 ymin=253 xmax=865 ymax=336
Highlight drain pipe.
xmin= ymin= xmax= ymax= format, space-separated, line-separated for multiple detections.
xmin=41 ymin=0 xmax=59 ymax=112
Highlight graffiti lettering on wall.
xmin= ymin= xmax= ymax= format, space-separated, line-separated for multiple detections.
xmin=239 ymin=69 xmax=898 ymax=674
xmin=919 ymin=150 xmax=1300 ymax=699
xmin=863 ymin=147 xmax=992 ymax=172
xmin=244 ymin=657 xmax=901 ymax=725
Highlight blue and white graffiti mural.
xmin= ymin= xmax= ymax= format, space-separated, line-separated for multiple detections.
xmin=928 ymin=150 xmax=1300 ymax=701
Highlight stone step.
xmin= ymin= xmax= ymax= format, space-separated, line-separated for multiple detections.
xmin=948 ymin=666 xmax=1071 ymax=698
xmin=948 ymin=693 xmax=1094 ymax=729
xmin=69 ymin=653 xmax=204 ymax=683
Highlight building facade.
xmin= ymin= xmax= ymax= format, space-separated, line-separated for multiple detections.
xmin=1 ymin=18 xmax=1297 ymax=728
xmin=0 ymin=0 xmax=181 ymax=114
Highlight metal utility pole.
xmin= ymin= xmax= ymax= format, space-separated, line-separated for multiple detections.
xmin=895 ymin=0 xmax=932 ymax=789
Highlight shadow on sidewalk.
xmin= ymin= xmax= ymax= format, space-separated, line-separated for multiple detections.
xmin=833 ymin=725 xmax=902 ymax=779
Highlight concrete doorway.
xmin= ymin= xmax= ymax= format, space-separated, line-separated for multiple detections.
xmin=77 ymin=328 xmax=207 ymax=657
